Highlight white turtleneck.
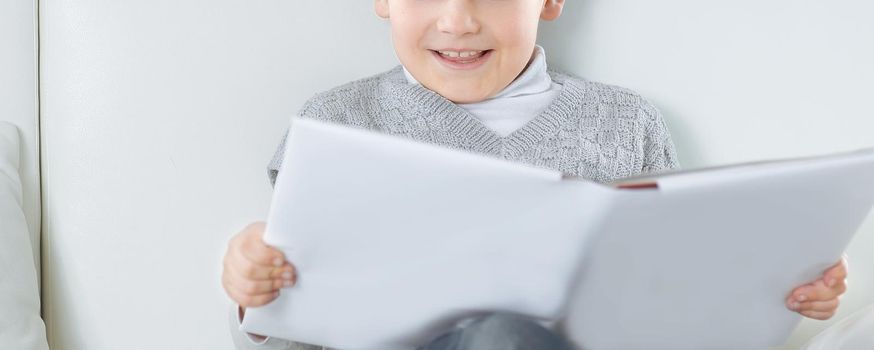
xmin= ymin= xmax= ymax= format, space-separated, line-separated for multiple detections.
xmin=403 ymin=45 xmax=563 ymax=137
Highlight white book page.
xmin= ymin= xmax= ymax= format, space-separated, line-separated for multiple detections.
xmin=562 ymin=150 xmax=874 ymax=350
xmin=242 ymin=118 xmax=616 ymax=349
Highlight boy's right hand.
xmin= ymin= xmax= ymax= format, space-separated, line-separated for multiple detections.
xmin=222 ymin=222 xmax=297 ymax=309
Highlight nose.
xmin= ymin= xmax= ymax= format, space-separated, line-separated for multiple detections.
xmin=436 ymin=0 xmax=481 ymax=36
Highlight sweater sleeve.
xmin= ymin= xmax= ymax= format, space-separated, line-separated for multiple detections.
xmin=267 ymin=128 xmax=289 ymax=188
xmin=243 ymin=101 xmax=332 ymax=350
xmin=227 ymin=304 xmax=325 ymax=350
xmin=639 ymin=98 xmax=680 ymax=173
xmin=267 ymin=94 xmax=346 ymax=188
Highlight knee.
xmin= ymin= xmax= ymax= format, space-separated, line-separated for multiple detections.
xmin=458 ymin=313 xmax=572 ymax=350
xmin=467 ymin=313 xmax=535 ymax=334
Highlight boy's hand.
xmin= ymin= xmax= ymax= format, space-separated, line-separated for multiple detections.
xmin=785 ymin=255 xmax=848 ymax=320
xmin=222 ymin=222 xmax=296 ymax=308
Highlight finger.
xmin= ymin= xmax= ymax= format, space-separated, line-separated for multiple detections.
xmin=228 ymin=240 xmax=294 ymax=281
xmin=824 ymin=258 xmax=849 ymax=288
xmin=228 ymin=261 xmax=296 ymax=291
xmin=227 ymin=248 xmax=279 ymax=280
xmin=225 ymin=281 xmax=280 ymax=308
xmin=791 ymin=280 xmax=846 ymax=303
xmin=240 ymin=236 xmax=287 ymax=268
xmin=222 ymin=258 xmax=296 ymax=295
xmin=223 ymin=269 xmax=282 ymax=304
xmin=799 ymin=298 xmax=840 ymax=313
xmin=234 ymin=222 xmax=286 ymax=268
xmin=799 ymin=309 xmax=835 ymax=321
xmin=225 ymin=267 xmax=286 ymax=295
xmin=267 ymin=262 xmax=297 ymax=282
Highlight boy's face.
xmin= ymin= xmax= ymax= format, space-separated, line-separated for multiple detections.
xmin=375 ymin=0 xmax=565 ymax=104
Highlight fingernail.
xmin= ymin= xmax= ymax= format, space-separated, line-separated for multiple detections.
xmin=792 ymin=302 xmax=801 ymax=310
xmin=797 ymin=294 xmax=807 ymax=302
xmin=273 ymin=258 xmax=283 ymax=267
xmin=281 ymin=271 xmax=293 ymax=280
xmin=283 ymin=280 xmax=294 ymax=288
xmin=827 ymin=278 xmax=836 ymax=287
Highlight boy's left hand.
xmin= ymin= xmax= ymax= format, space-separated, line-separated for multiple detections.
xmin=786 ymin=255 xmax=848 ymax=320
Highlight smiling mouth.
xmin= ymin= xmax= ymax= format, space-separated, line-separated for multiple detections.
xmin=430 ymin=49 xmax=493 ymax=64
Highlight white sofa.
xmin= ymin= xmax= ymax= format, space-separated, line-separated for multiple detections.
xmin=3 ymin=1 xmax=873 ymax=349
xmin=0 ymin=0 xmax=47 ymax=347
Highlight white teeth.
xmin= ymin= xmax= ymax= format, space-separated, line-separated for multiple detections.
xmin=438 ymin=50 xmax=483 ymax=58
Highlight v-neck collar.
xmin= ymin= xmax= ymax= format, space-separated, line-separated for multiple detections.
xmin=382 ymin=66 xmax=587 ymax=159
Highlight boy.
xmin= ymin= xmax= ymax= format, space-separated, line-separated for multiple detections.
xmin=222 ymin=1 xmax=849 ymax=349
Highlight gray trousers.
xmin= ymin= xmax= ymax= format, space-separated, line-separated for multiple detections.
xmin=418 ymin=314 xmax=576 ymax=350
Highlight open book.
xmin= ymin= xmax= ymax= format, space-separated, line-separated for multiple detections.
xmin=242 ymin=118 xmax=874 ymax=350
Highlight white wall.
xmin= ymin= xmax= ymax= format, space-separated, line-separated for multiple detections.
xmin=39 ymin=1 xmax=394 ymax=349
xmin=39 ymin=1 xmax=872 ymax=349
xmin=1 ymin=0 xmax=41 ymax=279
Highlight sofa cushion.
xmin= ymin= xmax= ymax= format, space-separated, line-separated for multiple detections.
xmin=0 ymin=121 xmax=48 ymax=350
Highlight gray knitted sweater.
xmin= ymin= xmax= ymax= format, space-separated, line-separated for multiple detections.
xmin=231 ymin=65 xmax=679 ymax=350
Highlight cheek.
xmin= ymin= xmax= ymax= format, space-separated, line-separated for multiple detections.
xmin=497 ymin=17 xmax=538 ymax=48
xmin=491 ymin=20 xmax=537 ymax=68
xmin=391 ymin=19 xmax=429 ymax=56
xmin=485 ymin=0 xmax=541 ymax=28
xmin=391 ymin=29 xmax=421 ymax=68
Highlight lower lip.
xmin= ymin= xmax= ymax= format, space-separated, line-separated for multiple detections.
xmin=431 ymin=50 xmax=492 ymax=70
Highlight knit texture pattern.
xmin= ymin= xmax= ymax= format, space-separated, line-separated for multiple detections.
xmin=240 ymin=65 xmax=680 ymax=350
xmin=268 ymin=65 xmax=679 ymax=186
